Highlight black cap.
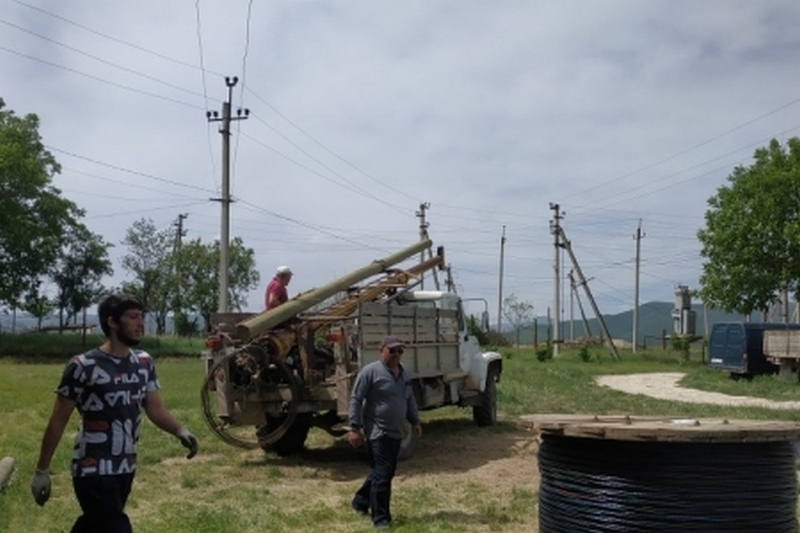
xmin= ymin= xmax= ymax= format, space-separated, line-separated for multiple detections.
xmin=380 ymin=335 xmax=405 ymax=349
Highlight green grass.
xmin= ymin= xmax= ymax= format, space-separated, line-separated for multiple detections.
xmin=2 ymin=344 xmax=800 ymax=532
xmin=0 ymin=332 xmax=202 ymax=358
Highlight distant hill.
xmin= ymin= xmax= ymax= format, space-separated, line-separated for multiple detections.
xmin=0 ymin=301 xmax=764 ymax=344
xmin=505 ymin=302 xmax=754 ymax=346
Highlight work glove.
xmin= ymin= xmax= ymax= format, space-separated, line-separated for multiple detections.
xmin=30 ymin=468 xmax=51 ymax=507
xmin=176 ymin=427 xmax=198 ymax=459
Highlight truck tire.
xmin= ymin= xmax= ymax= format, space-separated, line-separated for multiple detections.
xmin=472 ymin=366 xmax=498 ymax=427
xmin=258 ymin=414 xmax=311 ymax=456
xmin=397 ymin=420 xmax=417 ymax=461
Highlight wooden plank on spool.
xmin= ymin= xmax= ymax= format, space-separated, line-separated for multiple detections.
xmin=518 ymin=414 xmax=800 ymax=443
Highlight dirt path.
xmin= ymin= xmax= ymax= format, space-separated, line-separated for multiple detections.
xmin=597 ymin=372 xmax=800 ymax=410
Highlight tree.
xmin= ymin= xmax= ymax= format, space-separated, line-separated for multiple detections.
xmin=0 ymin=99 xmax=81 ymax=309
xmin=22 ymin=286 xmax=54 ymax=330
xmin=503 ymin=294 xmax=534 ymax=347
xmin=120 ymin=218 xmax=174 ymax=334
xmin=51 ymin=223 xmax=113 ymax=329
xmin=177 ymin=236 xmax=260 ymax=330
xmin=697 ymin=138 xmax=800 ymax=315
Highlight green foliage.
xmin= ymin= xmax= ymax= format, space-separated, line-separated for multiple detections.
xmin=577 ymin=343 xmax=592 ymax=362
xmin=466 ymin=314 xmax=489 ymax=345
xmin=0 ymin=99 xmax=81 ymax=307
xmin=173 ymin=312 xmax=200 ymax=337
xmin=121 ymin=218 xmax=175 ymax=334
xmin=535 ymin=341 xmax=553 ymax=362
xmin=51 ymin=222 xmax=113 ymax=328
xmin=174 ymin=236 xmax=260 ymax=330
xmin=698 ymin=137 xmax=800 ymax=314
xmin=21 ymin=289 xmax=54 ymax=330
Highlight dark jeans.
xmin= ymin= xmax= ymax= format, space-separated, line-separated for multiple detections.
xmin=71 ymin=474 xmax=135 ymax=533
xmin=352 ymin=435 xmax=401 ymax=526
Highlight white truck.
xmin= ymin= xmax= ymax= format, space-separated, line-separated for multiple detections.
xmin=200 ymin=240 xmax=503 ymax=459
xmin=762 ymin=326 xmax=800 ymax=380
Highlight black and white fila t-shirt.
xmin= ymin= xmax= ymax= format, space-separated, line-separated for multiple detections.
xmin=56 ymin=349 xmax=160 ymax=477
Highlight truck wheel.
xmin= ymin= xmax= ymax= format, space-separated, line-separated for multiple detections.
xmin=258 ymin=414 xmax=311 ymax=456
xmin=397 ymin=420 xmax=417 ymax=461
xmin=472 ymin=366 xmax=498 ymax=427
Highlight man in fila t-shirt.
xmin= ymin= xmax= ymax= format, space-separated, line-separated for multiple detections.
xmin=31 ymin=293 xmax=199 ymax=532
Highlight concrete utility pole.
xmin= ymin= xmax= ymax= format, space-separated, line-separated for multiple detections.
xmin=569 ymin=269 xmax=575 ymax=341
xmin=207 ymin=77 xmax=248 ymax=313
xmin=416 ymin=202 xmax=439 ymax=289
xmin=632 ymin=220 xmax=645 ymax=353
xmin=173 ymin=213 xmax=188 ymax=253
xmin=549 ymin=203 xmax=562 ymax=357
xmin=497 ymin=225 xmax=507 ymax=332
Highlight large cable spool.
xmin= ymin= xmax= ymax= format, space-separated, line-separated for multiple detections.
xmin=521 ymin=415 xmax=800 ymax=533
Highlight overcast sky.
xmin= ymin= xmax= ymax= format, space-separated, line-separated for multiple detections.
xmin=3 ymin=0 xmax=800 ymax=326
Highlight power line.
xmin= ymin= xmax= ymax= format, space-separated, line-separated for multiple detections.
xmin=9 ymin=0 xmax=220 ymax=75
xmin=245 ymin=88 xmax=421 ymax=203
xmin=236 ymin=200 xmax=389 ymax=252
xmin=0 ymin=45 xmax=204 ymax=110
xmin=561 ymin=94 xmax=800 ymax=202
xmin=47 ymin=146 xmax=217 ymax=194
xmin=86 ymin=200 xmax=208 ymax=219
xmin=0 ymin=17 xmax=211 ymax=101
xmin=239 ymin=128 xmax=409 ymax=213
xmin=232 ymin=0 xmax=255 ymax=191
xmin=194 ymin=0 xmax=218 ymax=192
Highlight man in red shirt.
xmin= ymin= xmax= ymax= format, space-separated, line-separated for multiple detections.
xmin=265 ymin=265 xmax=293 ymax=310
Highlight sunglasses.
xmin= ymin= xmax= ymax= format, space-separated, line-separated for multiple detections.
xmin=388 ymin=347 xmax=405 ymax=355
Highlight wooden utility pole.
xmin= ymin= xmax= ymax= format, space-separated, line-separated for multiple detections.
xmin=497 ymin=225 xmax=506 ymax=333
xmin=632 ymin=220 xmax=645 ymax=353
xmin=207 ymin=77 xmax=248 ymax=313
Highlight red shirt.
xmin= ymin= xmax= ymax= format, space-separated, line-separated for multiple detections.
xmin=265 ymin=277 xmax=288 ymax=310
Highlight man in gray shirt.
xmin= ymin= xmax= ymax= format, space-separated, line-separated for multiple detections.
xmin=348 ymin=335 xmax=422 ymax=529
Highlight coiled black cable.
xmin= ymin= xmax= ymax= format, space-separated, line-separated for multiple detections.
xmin=538 ymin=435 xmax=798 ymax=532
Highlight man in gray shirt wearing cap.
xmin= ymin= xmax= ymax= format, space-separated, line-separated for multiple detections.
xmin=348 ymin=335 xmax=423 ymax=529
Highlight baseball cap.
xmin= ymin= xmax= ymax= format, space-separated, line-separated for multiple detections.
xmin=276 ymin=265 xmax=293 ymax=275
xmin=380 ymin=335 xmax=405 ymax=349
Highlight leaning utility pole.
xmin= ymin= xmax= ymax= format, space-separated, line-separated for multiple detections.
xmin=549 ymin=203 xmax=562 ymax=357
xmin=632 ymin=220 xmax=645 ymax=353
xmin=497 ymin=225 xmax=507 ymax=332
xmin=207 ymin=77 xmax=248 ymax=313
xmin=569 ymin=269 xmax=592 ymax=339
xmin=559 ymin=226 xmax=620 ymax=360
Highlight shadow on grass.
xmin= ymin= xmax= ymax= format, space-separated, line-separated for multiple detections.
xmin=242 ymin=418 xmax=534 ymax=482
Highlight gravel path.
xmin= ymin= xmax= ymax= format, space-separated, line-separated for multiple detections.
xmin=596 ymin=372 xmax=800 ymax=410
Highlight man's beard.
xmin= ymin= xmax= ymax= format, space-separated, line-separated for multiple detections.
xmin=118 ymin=329 xmax=141 ymax=347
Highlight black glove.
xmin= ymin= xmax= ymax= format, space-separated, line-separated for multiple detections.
xmin=30 ymin=468 xmax=51 ymax=506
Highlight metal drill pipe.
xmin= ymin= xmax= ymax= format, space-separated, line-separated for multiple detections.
xmin=236 ymin=239 xmax=432 ymax=340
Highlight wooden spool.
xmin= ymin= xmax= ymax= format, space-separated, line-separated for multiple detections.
xmin=0 ymin=456 xmax=16 ymax=491
xmin=519 ymin=414 xmax=800 ymax=443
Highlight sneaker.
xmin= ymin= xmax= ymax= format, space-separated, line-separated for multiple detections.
xmin=374 ymin=522 xmax=390 ymax=530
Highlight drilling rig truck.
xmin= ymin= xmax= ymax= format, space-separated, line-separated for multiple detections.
xmin=201 ymin=239 xmax=502 ymax=459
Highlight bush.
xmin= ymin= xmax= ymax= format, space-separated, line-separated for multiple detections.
xmin=483 ymin=329 xmax=512 ymax=347
xmin=578 ymin=344 xmax=592 ymax=362
xmin=536 ymin=342 xmax=553 ymax=362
